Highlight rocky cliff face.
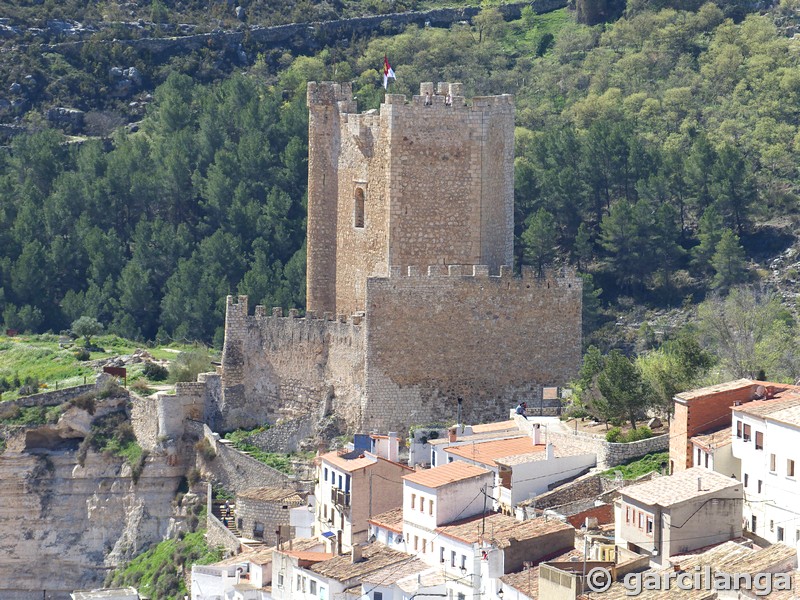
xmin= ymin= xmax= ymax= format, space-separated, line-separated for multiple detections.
xmin=0 ymin=395 xmax=190 ymax=600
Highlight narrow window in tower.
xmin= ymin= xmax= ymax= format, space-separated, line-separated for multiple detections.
xmin=354 ymin=188 xmax=365 ymax=228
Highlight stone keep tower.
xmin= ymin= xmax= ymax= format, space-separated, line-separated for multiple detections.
xmin=216 ymin=82 xmax=581 ymax=434
xmin=306 ymin=81 xmax=515 ymax=316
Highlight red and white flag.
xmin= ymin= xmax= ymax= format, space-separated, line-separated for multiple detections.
xmin=383 ymin=55 xmax=396 ymax=89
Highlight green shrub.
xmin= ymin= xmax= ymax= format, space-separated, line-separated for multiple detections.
xmin=73 ymin=348 xmax=91 ymax=361
xmin=142 ymin=361 xmax=169 ymax=381
xmin=70 ymin=393 xmax=96 ymax=414
xmin=169 ymin=349 xmax=212 ymax=383
xmin=625 ymin=427 xmax=653 ymax=442
xmin=195 ymin=438 xmax=216 ymax=461
xmin=607 ymin=426 xmax=654 ymax=443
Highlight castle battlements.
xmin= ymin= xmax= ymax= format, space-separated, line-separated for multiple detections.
xmin=383 ymin=264 xmax=580 ymax=288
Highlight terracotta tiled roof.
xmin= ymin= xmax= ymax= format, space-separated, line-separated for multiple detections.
xmin=428 ymin=430 xmax=525 ymax=446
xmin=320 ymin=450 xmax=379 ymax=472
xmin=368 ymin=507 xmax=404 ymax=533
xmin=621 ymin=467 xmax=741 ymax=507
xmin=444 ymin=437 xmax=543 ymax=467
xmin=471 ymin=420 xmax=519 ymax=434
xmin=403 ymin=462 xmax=491 ymax=489
xmin=593 ymin=541 xmax=796 ymax=600
xmin=237 ymin=487 xmax=304 ymax=503
xmin=321 ymin=450 xmax=412 ymax=473
xmin=500 ymin=549 xmax=582 ymax=598
xmin=285 ymin=550 xmax=334 ymax=562
xmin=674 ymin=379 xmax=756 ymax=402
xmin=360 ymin=558 xmax=429 ymax=585
xmin=309 ymin=544 xmax=409 ymax=582
xmin=436 ymin=513 xmax=572 ymax=547
xmin=396 ymin=569 xmax=447 ymax=593
xmin=210 ymin=546 xmax=277 ymax=567
xmin=691 ymin=428 xmax=732 ymax=450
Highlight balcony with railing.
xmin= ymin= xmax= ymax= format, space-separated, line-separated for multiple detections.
xmin=331 ymin=487 xmax=350 ymax=508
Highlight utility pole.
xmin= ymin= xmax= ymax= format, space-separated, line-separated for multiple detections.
xmin=481 ymin=484 xmax=488 ymax=537
xmin=368 ymin=473 xmax=373 ymax=519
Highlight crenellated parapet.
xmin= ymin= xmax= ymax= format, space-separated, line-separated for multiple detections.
xmin=384 ymin=264 xmax=581 ymax=289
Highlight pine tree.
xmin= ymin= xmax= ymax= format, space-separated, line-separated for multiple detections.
xmin=711 ymin=229 xmax=748 ymax=291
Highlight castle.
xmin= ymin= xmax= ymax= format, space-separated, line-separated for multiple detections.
xmin=213 ymin=82 xmax=582 ymax=434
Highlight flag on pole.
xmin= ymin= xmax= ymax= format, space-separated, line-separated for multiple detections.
xmin=383 ymin=55 xmax=396 ymax=89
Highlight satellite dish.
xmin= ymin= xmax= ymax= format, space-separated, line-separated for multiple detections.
xmin=368 ymin=534 xmax=376 ymax=543
xmin=395 ymin=535 xmax=404 ymax=544
xmin=755 ymin=385 xmax=766 ymax=400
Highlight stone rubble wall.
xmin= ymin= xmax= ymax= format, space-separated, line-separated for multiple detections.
xmin=1 ymin=384 xmax=95 ymax=409
xmin=362 ymin=267 xmax=582 ymax=431
xmin=198 ymin=426 xmax=296 ymax=495
xmin=246 ymin=415 xmax=316 ymax=454
xmin=219 ymin=296 xmax=365 ymax=432
xmin=549 ymin=430 xmax=669 ymax=470
xmin=236 ymin=495 xmax=302 ymax=546
xmin=45 ymin=1 xmax=567 ymax=63
xmin=206 ymin=513 xmax=241 ymax=556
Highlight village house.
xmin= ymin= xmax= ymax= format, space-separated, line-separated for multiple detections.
xmin=275 ymin=543 xmax=410 ymax=600
xmin=589 ymin=540 xmax=796 ymax=600
xmin=235 ymin=487 xmax=304 ymax=546
xmin=360 ymin=561 xmax=446 ymax=600
xmin=430 ymin=422 xmax=595 ymax=513
xmin=269 ymin=539 xmax=332 ymax=600
xmin=732 ymin=385 xmax=800 ymax=544
xmin=315 ymin=449 xmax=413 ymax=552
xmin=691 ymin=426 xmax=739 ymax=477
xmin=435 ymin=513 xmax=575 ymax=600
xmin=670 ymin=379 xmax=794 ymax=475
xmin=614 ymin=466 xmax=743 ymax=566
xmin=191 ymin=546 xmax=275 ymax=600
xmin=402 ymin=461 xmax=495 ymax=562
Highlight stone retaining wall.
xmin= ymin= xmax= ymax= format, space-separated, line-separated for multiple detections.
xmin=46 ymin=0 xmax=567 ymax=59
xmin=206 ymin=513 xmax=241 ymax=556
xmin=246 ymin=416 xmax=316 ymax=454
xmin=3 ymin=384 xmax=95 ymax=409
xmin=549 ymin=430 xmax=669 ymax=469
xmin=199 ymin=425 xmax=296 ymax=495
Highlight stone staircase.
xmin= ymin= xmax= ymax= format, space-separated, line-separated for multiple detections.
xmin=212 ymin=500 xmax=240 ymax=537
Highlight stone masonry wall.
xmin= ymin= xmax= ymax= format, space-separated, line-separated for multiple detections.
xmin=548 ymin=430 xmax=669 ymax=470
xmin=306 ymin=82 xmax=514 ymax=316
xmin=237 ymin=496 xmax=302 ymax=546
xmin=383 ymin=88 xmax=514 ymax=277
xmin=206 ymin=513 xmax=241 ymax=556
xmin=362 ymin=266 xmax=582 ymax=431
xmin=2 ymin=384 xmax=95 ymax=409
xmin=247 ymin=415 xmax=316 ymax=453
xmin=220 ymin=296 xmax=365 ymax=432
xmin=199 ymin=426 xmax=296 ymax=494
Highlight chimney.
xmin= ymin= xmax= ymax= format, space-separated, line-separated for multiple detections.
xmin=697 ymin=477 xmax=702 ymax=492
xmin=352 ymin=543 xmax=363 ymax=564
xmin=388 ymin=431 xmax=399 ymax=462
xmin=336 ymin=531 xmax=342 ymax=556
xmin=532 ymin=424 xmax=542 ymax=445
xmin=449 ymin=427 xmax=457 ymax=443
xmin=546 ymin=442 xmax=554 ymax=460
xmin=457 ymin=397 xmax=463 ymax=432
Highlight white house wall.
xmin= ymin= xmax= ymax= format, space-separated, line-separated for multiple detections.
xmin=733 ymin=409 xmax=800 ymax=544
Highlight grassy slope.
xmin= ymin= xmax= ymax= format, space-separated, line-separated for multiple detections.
xmin=601 ymin=452 xmax=670 ymax=479
xmin=110 ymin=530 xmax=221 ymax=598
xmin=0 ymin=334 xmax=205 ymax=401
